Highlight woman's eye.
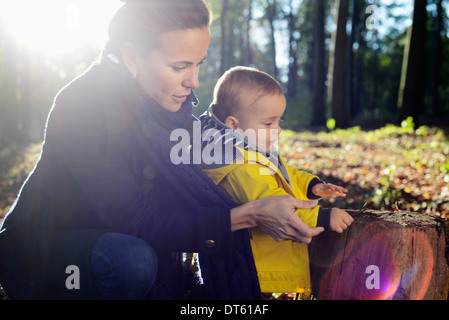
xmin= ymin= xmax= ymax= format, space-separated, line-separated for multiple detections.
xmin=173 ymin=66 xmax=187 ymax=72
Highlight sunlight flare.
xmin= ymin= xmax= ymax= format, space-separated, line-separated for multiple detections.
xmin=0 ymin=0 xmax=122 ymax=56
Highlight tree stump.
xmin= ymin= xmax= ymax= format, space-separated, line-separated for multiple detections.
xmin=308 ymin=209 xmax=449 ymax=300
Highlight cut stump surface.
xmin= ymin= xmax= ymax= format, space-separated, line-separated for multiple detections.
xmin=309 ymin=209 xmax=449 ymax=300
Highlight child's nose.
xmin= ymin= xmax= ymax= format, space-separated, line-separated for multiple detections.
xmin=270 ymin=128 xmax=281 ymax=141
xmin=273 ymin=124 xmax=282 ymax=135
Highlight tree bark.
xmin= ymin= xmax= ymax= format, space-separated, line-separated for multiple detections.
xmin=397 ymin=0 xmax=428 ymax=126
xmin=431 ymin=0 xmax=443 ymax=117
xmin=328 ymin=0 xmax=350 ymax=128
xmin=309 ymin=209 xmax=449 ymax=300
xmin=242 ymin=0 xmax=253 ymax=67
xmin=311 ymin=0 xmax=326 ymax=126
xmin=286 ymin=0 xmax=298 ymax=100
xmin=220 ymin=0 xmax=229 ymax=75
xmin=266 ymin=0 xmax=278 ymax=79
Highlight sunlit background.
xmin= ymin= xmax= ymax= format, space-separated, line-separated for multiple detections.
xmin=0 ymin=0 xmax=122 ymax=57
xmin=0 ymin=0 xmax=447 ymax=157
xmin=0 ymin=0 xmax=419 ymax=78
xmin=0 ymin=0 xmax=448 ymax=301
xmin=0 ymin=0 xmax=123 ymax=142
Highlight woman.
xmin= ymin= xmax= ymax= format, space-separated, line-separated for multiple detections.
xmin=0 ymin=0 xmax=323 ymax=300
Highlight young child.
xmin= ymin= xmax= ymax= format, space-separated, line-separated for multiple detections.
xmin=199 ymin=66 xmax=354 ymax=297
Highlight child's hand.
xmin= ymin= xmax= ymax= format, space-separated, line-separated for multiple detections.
xmin=312 ymin=183 xmax=348 ymax=198
xmin=330 ymin=208 xmax=354 ymax=233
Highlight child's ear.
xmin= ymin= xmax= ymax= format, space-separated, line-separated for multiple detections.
xmin=121 ymin=42 xmax=138 ymax=78
xmin=225 ymin=116 xmax=239 ymax=129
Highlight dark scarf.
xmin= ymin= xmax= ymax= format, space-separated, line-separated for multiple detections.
xmin=102 ymin=58 xmax=261 ymax=299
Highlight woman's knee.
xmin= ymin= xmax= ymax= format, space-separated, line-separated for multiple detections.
xmin=90 ymin=232 xmax=158 ymax=299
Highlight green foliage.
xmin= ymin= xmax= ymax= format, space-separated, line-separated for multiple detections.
xmin=401 ymin=116 xmax=415 ymax=130
xmin=326 ymin=118 xmax=336 ymax=131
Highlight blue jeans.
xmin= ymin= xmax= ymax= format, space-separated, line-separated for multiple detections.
xmin=90 ymin=232 xmax=158 ymax=300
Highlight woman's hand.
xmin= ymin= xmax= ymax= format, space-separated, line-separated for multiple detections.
xmin=230 ymin=195 xmax=324 ymax=244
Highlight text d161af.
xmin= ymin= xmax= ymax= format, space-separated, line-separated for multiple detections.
xmin=224 ymin=304 xmax=268 ymax=315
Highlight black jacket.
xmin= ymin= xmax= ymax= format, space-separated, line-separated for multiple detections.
xmin=0 ymin=61 xmax=234 ymax=299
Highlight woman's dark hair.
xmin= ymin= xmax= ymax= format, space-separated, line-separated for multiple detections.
xmin=103 ymin=0 xmax=212 ymax=60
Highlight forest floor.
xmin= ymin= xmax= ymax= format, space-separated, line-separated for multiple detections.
xmin=279 ymin=124 xmax=449 ymax=218
xmin=0 ymin=123 xmax=448 ymax=300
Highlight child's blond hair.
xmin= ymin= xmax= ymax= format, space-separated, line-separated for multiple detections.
xmin=211 ymin=66 xmax=283 ymax=123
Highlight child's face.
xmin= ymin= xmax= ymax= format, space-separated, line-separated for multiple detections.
xmin=228 ymin=93 xmax=286 ymax=151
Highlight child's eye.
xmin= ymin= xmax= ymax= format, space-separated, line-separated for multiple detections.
xmin=264 ymin=122 xmax=273 ymax=126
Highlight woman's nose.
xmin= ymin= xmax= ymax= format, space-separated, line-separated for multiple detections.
xmin=183 ymin=68 xmax=200 ymax=89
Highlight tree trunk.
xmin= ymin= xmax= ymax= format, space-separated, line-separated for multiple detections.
xmin=242 ymin=0 xmax=253 ymax=67
xmin=266 ymin=0 xmax=278 ymax=79
xmin=309 ymin=209 xmax=449 ymax=300
xmin=286 ymin=0 xmax=298 ymax=100
xmin=220 ymin=0 xmax=229 ymax=75
xmin=397 ymin=0 xmax=428 ymax=126
xmin=328 ymin=0 xmax=350 ymax=128
xmin=351 ymin=0 xmax=367 ymax=119
xmin=431 ymin=0 xmax=443 ymax=117
xmin=311 ymin=0 xmax=326 ymax=127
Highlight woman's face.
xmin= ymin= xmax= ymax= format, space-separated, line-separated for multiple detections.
xmin=134 ymin=27 xmax=210 ymax=112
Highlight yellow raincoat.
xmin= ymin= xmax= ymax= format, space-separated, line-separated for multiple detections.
xmin=204 ymin=146 xmax=321 ymax=294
